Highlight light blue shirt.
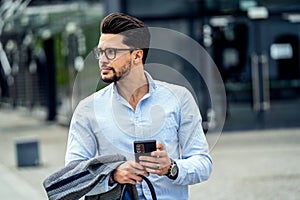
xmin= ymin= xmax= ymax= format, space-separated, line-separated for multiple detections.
xmin=65 ymin=72 xmax=212 ymax=200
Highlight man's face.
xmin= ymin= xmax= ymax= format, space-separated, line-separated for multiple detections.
xmin=97 ymin=34 xmax=133 ymax=83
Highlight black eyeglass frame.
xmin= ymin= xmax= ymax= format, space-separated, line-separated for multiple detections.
xmin=93 ymin=47 xmax=137 ymax=60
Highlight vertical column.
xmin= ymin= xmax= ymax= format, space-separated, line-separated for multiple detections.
xmin=44 ymin=38 xmax=57 ymax=121
xmin=251 ymin=53 xmax=270 ymax=112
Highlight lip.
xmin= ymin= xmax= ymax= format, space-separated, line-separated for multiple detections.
xmin=101 ymin=66 xmax=113 ymax=74
xmin=101 ymin=68 xmax=111 ymax=74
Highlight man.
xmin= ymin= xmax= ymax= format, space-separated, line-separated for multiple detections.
xmin=65 ymin=13 xmax=212 ymax=199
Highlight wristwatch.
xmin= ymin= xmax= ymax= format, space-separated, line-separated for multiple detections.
xmin=167 ymin=159 xmax=178 ymax=180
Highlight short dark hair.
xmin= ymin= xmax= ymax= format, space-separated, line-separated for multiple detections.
xmin=101 ymin=13 xmax=150 ymax=64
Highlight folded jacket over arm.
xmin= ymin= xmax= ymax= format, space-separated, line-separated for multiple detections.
xmin=43 ymin=154 xmax=129 ymax=200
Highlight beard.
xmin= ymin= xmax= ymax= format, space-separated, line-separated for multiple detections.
xmin=101 ymin=67 xmax=120 ymax=83
xmin=101 ymin=61 xmax=131 ymax=83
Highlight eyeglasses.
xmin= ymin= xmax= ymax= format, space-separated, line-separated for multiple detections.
xmin=93 ymin=47 xmax=137 ymax=60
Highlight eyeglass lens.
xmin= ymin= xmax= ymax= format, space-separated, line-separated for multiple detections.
xmin=94 ymin=48 xmax=116 ymax=60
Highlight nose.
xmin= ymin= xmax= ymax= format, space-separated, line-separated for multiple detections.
xmin=98 ymin=53 xmax=109 ymax=64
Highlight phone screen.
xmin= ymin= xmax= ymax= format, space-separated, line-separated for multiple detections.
xmin=134 ymin=140 xmax=156 ymax=162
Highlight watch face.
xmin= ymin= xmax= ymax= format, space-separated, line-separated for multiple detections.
xmin=170 ymin=164 xmax=178 ymax=176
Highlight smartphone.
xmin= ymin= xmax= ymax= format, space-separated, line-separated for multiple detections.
xmin=134 ymin=140 xmax=156 ymax=163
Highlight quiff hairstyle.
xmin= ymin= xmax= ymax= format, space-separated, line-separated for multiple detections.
xmin=101 ymin=13 xmax=150 ymax=64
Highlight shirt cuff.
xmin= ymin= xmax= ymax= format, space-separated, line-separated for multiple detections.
xmin=171 ymin=159 xmax=184 ymax=184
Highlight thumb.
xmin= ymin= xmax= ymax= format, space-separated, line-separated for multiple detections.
xmin=156 ymin=141 xmax=165 ymax=151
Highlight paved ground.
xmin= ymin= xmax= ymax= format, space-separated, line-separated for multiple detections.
xmin=0 ymin=107 xmax=68 ymax=200
xmin=0 ymin=107 xmax=300 ymax=199
xmin=191 ymin=128 xmax=300 ymax=200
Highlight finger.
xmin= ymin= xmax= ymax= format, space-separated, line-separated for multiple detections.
xmin=137 ymin=171 xmax=150 ymax=177
xmin=128 ymin=161 xmax=150 ymax=176
xmin=124 ymin=178 xmax=137 ymax=185
xmin=135 ymin=168 xmax=149 ymax=176
xmin=150 ymin=150 xmax=166 ymax=158
xmin=130 ymin=174 xmax=144 ymax=183
xmin=131 ymin=161 xmax=146 ymax=170
xmin=156 ymin=142 xmax=165 ymax=150
xmin=114 ymin=171 xmax=136 ymax=185
xmin=144 ymin=167 xmax=164 ymax=176
xmin=139 ymin=155 xmax=158 ymax=163
xmin=124 ymin=170 xmax=149 ymax=183
xmin=115 ymin=170 xmax=146 ymax=184
xmin=139 ymin=161 xmax=159 ymax=169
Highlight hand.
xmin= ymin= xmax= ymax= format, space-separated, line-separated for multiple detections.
xmin=113 ymin=160 xmax=149 ymax=185
xmin=138 ymin=142 xmax=171 ymax=176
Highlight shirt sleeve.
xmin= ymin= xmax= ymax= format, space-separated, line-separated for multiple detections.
xmin=65 ymin=99 xmax=98 ymax=165
xmin=65 ymin=99 xmax=118 ymax=196
xmin=173 ymin=88 xmax=213 ymax=185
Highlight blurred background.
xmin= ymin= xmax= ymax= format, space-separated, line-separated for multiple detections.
xmin=0 ymin=0 xmax=300 ymax=199
xmin=1 ymin=0 xmax=300 ymax=130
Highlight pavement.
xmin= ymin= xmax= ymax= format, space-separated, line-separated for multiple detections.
xmin=0 ymin=106 xmax=300 ymax=200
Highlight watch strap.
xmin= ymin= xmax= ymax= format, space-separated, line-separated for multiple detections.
xmin=167 ymin=159 xmax=178 ymax=180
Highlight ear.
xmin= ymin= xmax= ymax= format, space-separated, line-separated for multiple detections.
xmin=132 ymin=49 xmax=144 ymax=65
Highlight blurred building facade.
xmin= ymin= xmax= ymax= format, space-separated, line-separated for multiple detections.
xmin=1 ymin=0 xmax=300 ymax=131
xmin=0 ymin=0 xmax=103 ymax=121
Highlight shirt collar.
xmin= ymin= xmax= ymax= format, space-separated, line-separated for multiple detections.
xmin=112 ymin=70 xmax=157 ymax=98
xmin=144 ymin=71 xmax=157 ymax=94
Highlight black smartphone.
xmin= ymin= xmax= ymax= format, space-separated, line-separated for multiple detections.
xmin=134 ymin=140 xmax=156 ymax=163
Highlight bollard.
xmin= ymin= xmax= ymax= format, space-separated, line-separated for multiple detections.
xmin=15 ymin=137 xmax=40 ymax=167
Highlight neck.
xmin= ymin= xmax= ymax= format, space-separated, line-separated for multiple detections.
xmin=116 ymin=67 xmax=149 ymax=110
